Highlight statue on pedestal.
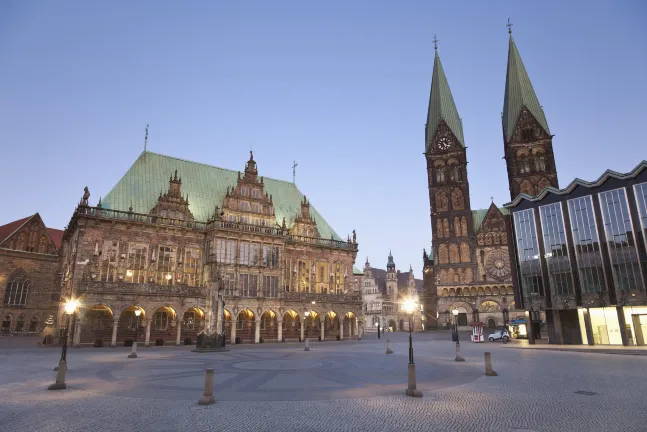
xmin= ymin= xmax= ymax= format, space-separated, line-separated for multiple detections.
xmin=193 ymin=267 xmax=228 ymax=352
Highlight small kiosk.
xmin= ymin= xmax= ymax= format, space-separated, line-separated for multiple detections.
xmin=469 ymin=321 xmax=485 ymax=343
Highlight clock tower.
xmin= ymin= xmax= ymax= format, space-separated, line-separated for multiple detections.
xmin=424 ymin=44 xmax=478 ymax=291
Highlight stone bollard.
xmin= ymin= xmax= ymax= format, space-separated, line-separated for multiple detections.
xmin=484 ymin=352 xmax=498 ymax=376
xmin=48 ymin=360 xmax=67 ymax=390
xmin=304 ymin=339 xmax=310 ymax=351
xmin=385 ymin=340 xmax=393 ymax=354
xmin=198 ymin=368 xmax=216 ymax=405
xmin=128 ymin=341 xmax=138 ymax=358
xmin=455 ymin=343 xmax=465 ymax=362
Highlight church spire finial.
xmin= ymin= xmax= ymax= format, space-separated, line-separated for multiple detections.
xmin=507 ymin=17 xmax=513 ymax=35
xmin=433 ymin=34 xmax=439 ymax=51
xmin=144 ymin=124 xmax=149 ymax=152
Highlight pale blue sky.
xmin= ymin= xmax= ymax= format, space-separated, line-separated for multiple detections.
xmin=1 ymin=1 xmax=646 ymax=275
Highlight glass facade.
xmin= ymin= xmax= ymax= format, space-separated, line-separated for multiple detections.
xmin=567 ymin=196 xmax=607 ymax=293
xmin=539 ymin=203 xmax=574 ymax=296
xmin=634 ymin=182 xmax=647 ymax=252
xmin=599 ymin=188 xmax=644 ymax=292
xmin=513 ymin=209 xmax=544 ymax=297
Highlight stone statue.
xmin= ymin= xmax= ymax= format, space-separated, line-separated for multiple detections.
xmin=81 ymin=186 xmax=90 ymax=206
xmin=352 ymin=230 xmax=356 ymax=243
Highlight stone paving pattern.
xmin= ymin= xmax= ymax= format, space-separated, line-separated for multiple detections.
xmin=1 ymin=332 xmax=646 ymax=432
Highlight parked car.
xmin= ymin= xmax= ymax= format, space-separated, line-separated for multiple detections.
xmin=488 ymin=329 xmax=510 ymax=343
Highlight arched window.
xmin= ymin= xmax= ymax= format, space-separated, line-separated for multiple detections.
xmin=451 ymin=189 xmax=464 ymax=210
xmin=1 ymin=315 xmax=11 ymax=333
xmin=4 ymin=270 xmax=29 ymax=306
xmin=15 ymin=314 xmax=26 ymax=332
xmin=29 ymin=315 xmax=40 ymax=332
xmin=443 ymin=219 xmax=450 ymax=237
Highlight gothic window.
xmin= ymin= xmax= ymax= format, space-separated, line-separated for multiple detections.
xmin=438 ymin=245 xmax=449 ymax=264
xmin=435 ymin=190 xmax=449 ymax=212
xmin=463 ymin=268 xmax=473 ymax=283
xmin=15 ymin=314 xmax=25 ymax=332
xmin=4 ymin=271 xmax=29 ymax=306
xmin=434 ymin=161 xmax=446 ymax=184
xmin=485 ymin=233 xmax=493 ymax=245
xmin=156 ymin=245 xmax=177 ymax=285
xmin=460 ymin=242 xmax=471 ymax=262
xmin=1 ymin=315 xmax=10 ymax=333
xmin=443 ymin=219 xmax=450 ymax=237
xmin=493 ymin=233 xmax=501 ymax=245
xmin=454 ymin=274 xmax=460 ymax=284
xmin=184 ymin=247 xmax=202 ymax=286
xmin=501 ymin=232 xmax=508 ymax=245
xmin=126 ymin=244 xmax=148 ymax=284
xmin=535 ymin=155 xmax=546 ymax=172
xmin=449 ymin=244 xmax=459 ymax=263
xmin=451 ymin=189 xmax=464 ymax=210
xmin=454 ymin=217 xmax=461 ymax=237
xmin=461 ymin=216 xmax=468 ymax=237
xmin=520 ymin=179 xmax=534 ymax=196
xmin=436 ymin=218 xmax=444 ymax=238
xmin=448 ymin=159 xmax=461 ymax=182
xmin=100 ymin=241 xmax=119 ymax=282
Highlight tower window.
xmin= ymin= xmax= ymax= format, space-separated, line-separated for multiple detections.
xmin=521 ymin=128 xmax=535 ymax=141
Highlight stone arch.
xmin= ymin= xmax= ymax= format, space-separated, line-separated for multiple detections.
xmin=516 ymin=148 xmax=529 ymax=158
xmin=149 ymin=305 xmax=177 ymax=344
xmin=388 ymin=319 xmax=397 ymax=331
xmin=506 ymin=286 xmax=514 ymax=295
xmin=180 ymin=307 xmax=205 ymax=343
xmin=343 ymin=312 xmax=357 ymax=338
xmin=470 ymin=287 xmax=478 ymax=296
xmin=435 ymin=190 xmax=449 ymax=211
xmin=531 ymin=145 xmax=545 ymax=156
xmin=486 ymin=317 xmax=497 ymax=328
xmin=324 ymin=311 xmax=340 ymax=340
xmin=449 ymin=244 xmax=459 ymax=263
xmin=438 ymin=244 xmax=448 ymax=264
xmin=519 ymin=179 xmax=534 ymax=195
xmin=114 ymin=305 xmax=145 ymax=346
xmin=260 ymin=310 xmax=278 ymax=342
xmin=454 ymin=216 xmax=461 ymax=236
xmin=80 ymin=304 xmax=114 ymax=345
xmin=477 ymin=287 xmax=485 ymax=296
xmin=463 ymin=268 xmax=473 ymax=283
xmin=449 ymin=288 xmax=456 ymax=296
xmin=441 ymin=288 xmax=449 ymax=297
xmin=460 ymin=242 xmax=471 ymax=262
xmin=443 ymin=219 xmax=450 ymax=237
xmin=282 ymin=310 xmax=301 ymax=341
xmin=28 ymin=313 xmax=41 ymax=332
xmin=461 ymin=216 xmax=468 ymax=236
xmin=237 ymin=309 xmax=256 ymax=343
xmin=436 ymin=218 xmax=444 ymax=238
xmin=484 ymin=286 xmax=492 ymax=295
xmin=451 ymin=188 xmax=464 ymax=210
xmin=456 ymin=287 xmax=462 ymax=296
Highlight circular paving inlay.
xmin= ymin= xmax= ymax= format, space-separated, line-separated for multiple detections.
xmin=232 ymin=359 xmax=324 ymax=371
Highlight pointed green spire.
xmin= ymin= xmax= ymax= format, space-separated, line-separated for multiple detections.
xmin=425 ymin=46 xmax=465 ymax=151
xmin=502 ymin=34 xmax=550 ymax=142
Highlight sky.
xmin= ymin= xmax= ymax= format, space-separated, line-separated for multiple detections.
xmin=1 ymin=1 xmax=646 ymax=276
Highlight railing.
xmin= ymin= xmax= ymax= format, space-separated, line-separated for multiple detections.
xmin=287 ymin=234 xmax=357 ymax=250
xmin=78 ymin=281 xmax=207 ymax=297
xmin=282 ymin=292 xmax=362 ymax=303
xmin=74 ymin=205 xmax=357 ymax=250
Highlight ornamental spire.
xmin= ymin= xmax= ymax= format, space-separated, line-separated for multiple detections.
xmin=425 ymin=38 xmax=465 ymax=151
xmin=502 ymin=27 xmax=550 ymax=142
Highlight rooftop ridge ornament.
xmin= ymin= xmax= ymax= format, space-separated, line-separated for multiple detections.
xmin=292 ymin=160 xmax=298 ymax=184
xmin=507 ymin=18 xmax=513 ymax=35
xmin=144 ymin=124 xmax=149 ymax=152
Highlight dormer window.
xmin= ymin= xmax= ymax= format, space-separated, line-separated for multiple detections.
xmin=240 ymin=186 xmax=249 ymax=197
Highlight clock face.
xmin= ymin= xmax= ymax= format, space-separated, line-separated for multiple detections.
xmin=438 ymin=137 xmax=452 ymax=150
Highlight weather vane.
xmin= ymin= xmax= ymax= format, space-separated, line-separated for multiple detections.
xmin=144 ymin=124 xmax=149 ymax=152
xmin=292 ymin=160 xmax=298 ymax=183
xmin=433 ymin=34 xmax=439 ymax=50
xmin=507 ymin=18 xmax=513 ymax=35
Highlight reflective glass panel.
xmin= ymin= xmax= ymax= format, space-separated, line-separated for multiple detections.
xmin=539 ymin=203 xmax=574 ymax=296
xmin=513 ymin=209 xmax=544 ymax=297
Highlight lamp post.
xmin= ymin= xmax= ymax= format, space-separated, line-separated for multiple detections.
xmin=128 ymin=308 xmax=142 ymax=358
xmin=304 ymin=311 xmax=310 ymax=351
xmin=376 ymin=321 xmax=380 ymax=339
xmin=404 ymin=298 xmax=421 ymax=397
xmin=453 ymin=309 xmax=464 ymax=362
xmin=49 ymin=300 xmax=78 ymax=390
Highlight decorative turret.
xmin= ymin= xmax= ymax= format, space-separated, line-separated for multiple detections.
xmin=244 ymin=151 xmax=258 ymax=178
xmin=149 ymin=169 xmax=194 ymax=220
xmin=386 ymin=250 xmax=396 ymax=272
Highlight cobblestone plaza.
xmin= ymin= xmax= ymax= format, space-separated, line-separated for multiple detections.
xmin=1 ymin=333 xmax=646 ymax=431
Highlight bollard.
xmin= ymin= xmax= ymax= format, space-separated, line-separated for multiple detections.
xmin=385 ymin=339 xmax=393 ymax=354
xmin=198 ymin=368 xmax=216 ymax=405
xmin=484 ymin=352 xmax=498 ymax=376
xmin=304 ymin=339 xmax=310 ymax=351
xmin=454 ymin=343 xmax=465 ymax=362
xmin=128 ymin=341 xmax=138 ymax=358
xmin=48 ymin=360 xmax=67 ymax=390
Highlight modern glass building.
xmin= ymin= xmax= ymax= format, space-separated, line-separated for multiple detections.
xmin=504 ymin=161 xmax=647 ymax=345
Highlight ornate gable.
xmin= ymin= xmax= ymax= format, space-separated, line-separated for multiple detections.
xmin=290 ymin=196 xmax=320 ymax=238
xmin=430 ymin=121 xmax=463 ymax=154
xmin=509 ymin=108 xmax=551 ymax=145
xmin=150 ymin=170 xmax=194 ymax=220
xmin=0 ymin=213 xmax=59 ymax=254
xmin=221 ymin=152 xmax=277 ymax=227
xmin=476 ymin=203 xmax=508 ymax=246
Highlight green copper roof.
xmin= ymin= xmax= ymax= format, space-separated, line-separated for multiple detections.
xmin=425 ymin=50 xmax=465 ymax=151
xmin=102 ymin=151 xmax=343 ymax=240
xmin=472 ymin=207 xmax=509 ymax=232
xmin=502 ymin=35 xmax=550 ymax=142
xmin=353 ymin=266 xmax=363 ymax=275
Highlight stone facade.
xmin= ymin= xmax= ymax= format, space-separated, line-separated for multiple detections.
xmin=0 ymin=213 xmax=62 ymax=336
xmin=58 ymin=153 xmax=362 ymax=347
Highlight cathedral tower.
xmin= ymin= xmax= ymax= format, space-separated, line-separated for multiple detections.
xmin=425 ymin=44 xmax=478 ymax=286
xmin=503 ymin=30 xmax=559 ymax=200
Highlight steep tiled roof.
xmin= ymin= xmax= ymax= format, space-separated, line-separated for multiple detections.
xmin=504 ymin=160 xmax=647 ymax=208
xmin=425 ymin=49 xmax=464 ymax=151
xmin=0 ymin=215 xmax=33 ymax=246
xmin=502 ymin=35 xmax=550 ymax=142
xmin=102 ymin=151 xmax=343 ymax=240
xmin=47 ymin=228 xmax=64 ymax=249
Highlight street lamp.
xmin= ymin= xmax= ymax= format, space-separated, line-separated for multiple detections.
xmin=128 ymin=308 xmax=142 ymax=358
xmin=403 ymin=298 xmax=421 ymax=397
xmin=376 ymin=321 xmax=380 ymax=339
xmin=48 ymin=299 xmax=78 ymax=390
xmin=304 ymin=311 xmax=311 ymax=351
xmin=453 ymin=309 xmax=464 ymax=362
